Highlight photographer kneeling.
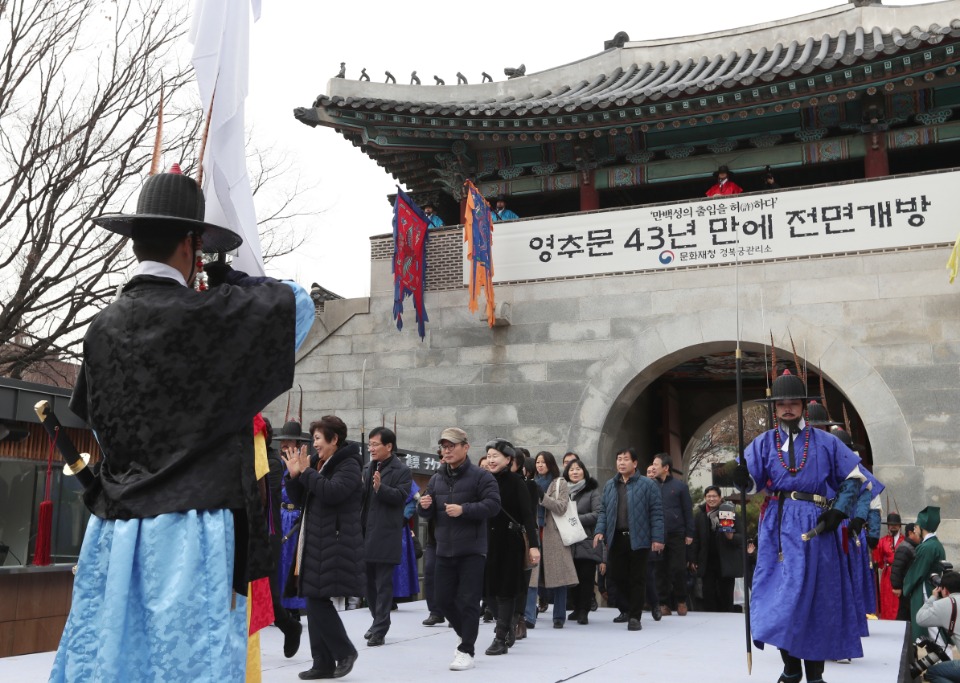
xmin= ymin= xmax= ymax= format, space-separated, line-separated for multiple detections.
xmin=915 ymin=570 xmax=960 ymax=682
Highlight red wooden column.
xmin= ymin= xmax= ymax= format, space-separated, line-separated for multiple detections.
xmin=864 ymin=130 xmax=890 ymax=178
xmin=580 ymin=170 xmax=600 ymax=211
xmin=460 ymin=196 xmax=467 ymax=224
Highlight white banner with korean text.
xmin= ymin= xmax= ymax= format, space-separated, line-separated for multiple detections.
xmin=463 ymin=171 xmax=955 ymax=284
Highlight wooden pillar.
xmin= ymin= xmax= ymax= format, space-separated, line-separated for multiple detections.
xmin=460 ymin=196 xmax=467 ymax=225
xmin=580 ymin=171 xmax=600 ymax=211
xmin=864 ymin=130 xmax=889 ymax=178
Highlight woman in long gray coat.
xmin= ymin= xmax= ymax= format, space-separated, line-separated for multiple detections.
xmin=284 ymin=415 xmax=363 ymax=680
xmin=564 ymin=459 xmax=602 ymax=624
xmin=540 ymin=457 xmax=579 ymax=628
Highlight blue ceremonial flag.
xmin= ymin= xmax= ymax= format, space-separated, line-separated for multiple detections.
xmin=463 ymin=180 xmax=495 ymax=326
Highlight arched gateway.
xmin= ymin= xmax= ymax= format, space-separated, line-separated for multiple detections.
xmin=286 ymin=1 xmax=960 ymax=558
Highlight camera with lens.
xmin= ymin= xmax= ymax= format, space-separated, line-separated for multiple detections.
xmin=910 ymin=636 xmax=950 ymax=679
xmin=930 ymin=560 xmax=954 ymax=588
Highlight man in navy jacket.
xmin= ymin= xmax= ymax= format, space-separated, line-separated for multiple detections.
xmin=594 ymin=448 xmax=664 ymax=631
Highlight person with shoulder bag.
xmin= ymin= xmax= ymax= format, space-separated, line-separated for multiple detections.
xmin=915 ymin=570 xmax=960 ymax=682
xmin=564 ymin=459 xmax=602 ymax=625
xmin=539 ymin=454 xmax=579 ymax=628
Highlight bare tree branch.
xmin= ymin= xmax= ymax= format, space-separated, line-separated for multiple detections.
xmin=0 ymin=0 xmax=313 ymax=380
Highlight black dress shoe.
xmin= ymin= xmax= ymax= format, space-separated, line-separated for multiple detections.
xmin=422 ymin=613 xmax=445 ymax=626
xmin=284 ymin=621 xmax=303 ymax=658
xmin=366 ymin=633 xmax=385 ymax=647
xmin=333 ymin=651 xmax=358 ymax=678
xmin=628 ymin=618 xmax=642 ymax=631
xmin=652 ymin=605 xmax=662 ymax=622
xmin=590 ymin=596 xmax=598 ymax=611
xmin=553 ymin=619 xmax=564 ymax=629
xmin=363 ymin=629 xmax=373 ymax=640
xmin=577 ymin=613 xmax=589 ymax=625
xmin=299 ymin=668 xmax=334 ymax=680
xmin=613 ymin=611 xmax=629 ymax=623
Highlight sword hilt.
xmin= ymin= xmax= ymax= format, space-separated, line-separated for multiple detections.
xmin=34 ymin=400 xmax=96 ymax=489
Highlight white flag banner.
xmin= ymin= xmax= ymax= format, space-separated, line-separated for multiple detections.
xmin=190 ymin=0 xmax=264 ymax=275
xmin=465 ymin=170 xmax=956 ymax=284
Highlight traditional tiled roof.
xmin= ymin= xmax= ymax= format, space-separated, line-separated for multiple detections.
xmin=304 ymin=2 xmax=960 ymax=117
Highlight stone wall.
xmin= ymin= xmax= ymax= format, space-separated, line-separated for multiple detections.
xmin=272 ymin=232 xmax=960 ymax=559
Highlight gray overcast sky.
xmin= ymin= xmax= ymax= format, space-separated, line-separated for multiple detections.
xmin=246 ymin=0 xmax=933 ymax=298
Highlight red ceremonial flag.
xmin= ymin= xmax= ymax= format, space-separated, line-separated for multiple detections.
xmin=392 ymin=189 xmax=430 ymax=339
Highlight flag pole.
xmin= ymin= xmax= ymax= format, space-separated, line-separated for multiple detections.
xmin=734 ymin=233 xmax=752 ymax=675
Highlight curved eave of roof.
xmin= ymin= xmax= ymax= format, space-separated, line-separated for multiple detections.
xmin=312 ymin=1 xmax=960 ymax=117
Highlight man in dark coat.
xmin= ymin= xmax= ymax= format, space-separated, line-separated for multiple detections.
xmin=417 ymin=427 xmax=500 ymax=671
xmin=891 ymin=522 xmax=919 ymax=621
xmin=360 ymin=427 xmax=412 ymax=647
xmin=652 ymin=453 xmax=694 ymax=615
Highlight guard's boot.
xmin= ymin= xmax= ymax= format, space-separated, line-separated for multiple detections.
xmin=777 ymin=649 xmax=802 ymax=682
xmin=804 ymin=659 xmax=826 ymax=683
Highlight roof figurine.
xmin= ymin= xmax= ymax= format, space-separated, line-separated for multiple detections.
xmin=434 ymin=75 xmax=445 ymax=85
xmin=481 ymin=72 xmax=492 ymax=83
xmin=504 ymin=63 xmax=525 ymax=79
xmin=385 ymin=71 xmax=396 ymax=84
xmin=457 ymin=72 xmax=467 ymax=85
xmin=604 ymin=31 xmax=630 ymax=50
xmin=360 ymin=68 xmax=370 ymax=82
xmin=411 ymin=71 xmax=420 ymax=85
xmin=336 ymin=62 xmax=346 ymax=79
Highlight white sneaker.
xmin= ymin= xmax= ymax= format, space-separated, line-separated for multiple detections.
xmin=450 ymin=650 xmax=475 ymax=671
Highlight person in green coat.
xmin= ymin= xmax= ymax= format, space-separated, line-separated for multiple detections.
xmin=903 ymin=506 xmax=947 ymax=640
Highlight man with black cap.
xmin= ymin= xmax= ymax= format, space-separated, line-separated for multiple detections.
xmin=734 ymin=369 xmax=866 ymax=683
xmin=422 ymin=202 xmax=444 ymax=228
xmin=491 ymin=195 xmax=519 ymax=222
xmin=904 ymin=505 xmax=947 ymax=640
xmin=417 ymin=427 xmax=500 ymax=671
xmin=706 ymin=165 xmax=743 ymax=197
xmin=49 ymin=166 xmax=315 ymax=681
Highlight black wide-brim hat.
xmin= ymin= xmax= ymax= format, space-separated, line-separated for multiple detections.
xmin=275 ymin=420 xmax=310 ymax=442
xmin=93 ymin=171 xmax=243 ymax=253
xmin=755 ymin=370 xmax=820 ymax=403
xmin=882 ymin=513 xmax=903 ymax=526
xmin=805 ymin=401 xmax=842 ymax=427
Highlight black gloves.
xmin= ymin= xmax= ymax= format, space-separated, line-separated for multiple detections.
xmin=203 ymin=262 xmax=236 ymax=288
xmin=867 ymin=536 xmax=880 ymax=550
xmin=733 ymin=463 xmax=752 ymax=492
xmin=849 ymin=517 xmax=865 ymax=538
xmin=816 ymin=508 xmax=847 ymax=534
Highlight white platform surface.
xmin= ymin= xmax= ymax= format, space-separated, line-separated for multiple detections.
xmin=1 ymin=602 xmax=907 ymax=682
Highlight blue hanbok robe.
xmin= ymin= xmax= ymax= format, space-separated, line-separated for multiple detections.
xmin=393 ymin=481 xmax=421 ymax=598
xmin=833 ymin=467 xmax=885 ymax=635
xmin=279 ymin=481 xmax=308 ymax=610
xmin=743 ymin=426 xmax=864 ymax=661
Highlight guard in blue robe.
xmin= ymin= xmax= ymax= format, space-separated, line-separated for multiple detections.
xmin=393 ymin=480 xmax=421 ymax=598
xmin=423 ymin=202 xmax=445 ymax=229
xmin=736 ymin=370 xmax=865 ymax=683
xmin=491 ymin=195 xmax=519 ymax=222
